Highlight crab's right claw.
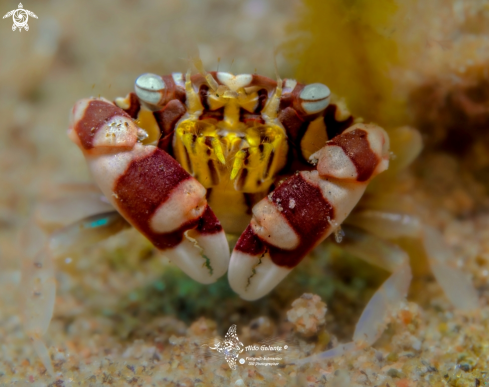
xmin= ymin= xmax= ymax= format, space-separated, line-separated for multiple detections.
xmin=229 ymin=124 xmax=390 ymax=300
xmin=69 ymin=98 xmax=230 ymax=283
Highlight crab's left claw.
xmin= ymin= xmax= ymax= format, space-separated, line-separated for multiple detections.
xmin=68 ymin=98 xmax=230 ymax=283
xmin=229 ymin=124 xmax=390 ymax=300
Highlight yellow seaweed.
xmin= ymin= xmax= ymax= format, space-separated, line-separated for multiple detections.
xmin=285 ymin=0 xmax=407 ymax=127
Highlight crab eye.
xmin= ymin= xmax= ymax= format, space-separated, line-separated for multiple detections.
xmin=299 ymin=83 xmax=330 ymax=114
xmin=135 ymin=73 xmax=166 ymax=106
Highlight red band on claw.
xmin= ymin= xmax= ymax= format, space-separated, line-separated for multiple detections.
xmin=196 ymin=205 xmax=223 ymax=234
xmin=113 ymin=148 xmax=197 ymax=247
xmin=235 ymin=225 xmax=266 ymax=257
xmin=235 ymin=173 xmax=334 ymax=268
xmin=74 ymin=100 xmax=133 ymax=150
xmin=327 ymin=129 xmax=379 ymax=182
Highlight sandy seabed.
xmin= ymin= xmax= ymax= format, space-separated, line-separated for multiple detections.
xmin=1 ymin=1 xmax=489 ymax=386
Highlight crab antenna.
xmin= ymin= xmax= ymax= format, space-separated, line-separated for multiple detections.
xmin=261 ymin=53 xmax=282 ymax=122
xmin=192 ymin=55 xmax=219 ymax=92
xmin=273 ymin=50 xmax=282 ymax=86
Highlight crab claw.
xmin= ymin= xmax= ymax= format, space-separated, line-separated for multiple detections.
xmin=158 ymin=204 xmax=230 ymax=284
xmin=229 ymin=227 xmax=292 ymax=300
xmin=69 ymin=98 xmax=230 ymax=283
xmin=229 ymin=123 xmax=390 ymax=300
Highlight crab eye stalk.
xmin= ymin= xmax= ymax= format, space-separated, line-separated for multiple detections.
xmin=135 ymin=73 xmax=166 ymax=108
xmin=299 ymin=83 xmax=331 ymax=114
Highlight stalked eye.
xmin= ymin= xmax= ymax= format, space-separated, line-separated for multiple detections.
xmin=135 ymin=73 xmax=166 ymax=107
xmin=299 ymin=83 xmax=331 ymax=114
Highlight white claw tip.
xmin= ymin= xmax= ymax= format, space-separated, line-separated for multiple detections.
xmin=163 ymin=232 xmax=230 ymax=285
xmin=228 ymin=251 xmax=291 ymax=301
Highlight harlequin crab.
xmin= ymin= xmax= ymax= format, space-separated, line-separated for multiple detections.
xmin=21 ymin=62 xmax=479 ymax=373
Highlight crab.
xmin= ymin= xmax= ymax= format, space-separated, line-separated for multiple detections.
xmin=21 ymin=62 xmax=480 ymax=374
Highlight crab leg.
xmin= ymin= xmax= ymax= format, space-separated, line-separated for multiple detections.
xmin=346 ymin=208 xmax=479 ymax=310
xmin=229 ymin=123 xmax=390 ymax=300
xmin=295 ymin=225 xmax=412 ymax=365
xmin=21 ymin=220 xmax=55 ymax=375
xmin=422 ymin=226 xmax=479 ymax=310
xmin=69 ymin=98 xmax=230 ymax=283
xmin=21 ymin=211 xmax=130 ymax=374
xmin=34 ymin=185 xmax=114 ymax=231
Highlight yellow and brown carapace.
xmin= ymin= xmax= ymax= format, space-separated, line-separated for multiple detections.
xmin=118 ymin=71 xmax=355 ymax=234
